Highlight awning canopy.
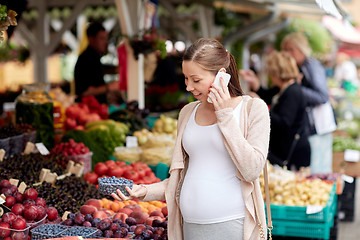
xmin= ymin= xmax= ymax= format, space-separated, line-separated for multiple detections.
xmin=322 ymin=15 xmax=360 ymax=44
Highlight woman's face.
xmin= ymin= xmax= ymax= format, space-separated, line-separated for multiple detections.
xmin=282 ymin=41 xmax=305 ymax=66
xmin=182 ymin=61 xmax=215 ymax=102
xmin=269 ymin=73 xmax=282 ymax=88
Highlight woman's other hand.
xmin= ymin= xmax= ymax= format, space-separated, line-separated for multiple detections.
xmin=239 ymin=69 xmax=260 ymax=92
xmin=111 ymin=184 xmax=147 ymax=201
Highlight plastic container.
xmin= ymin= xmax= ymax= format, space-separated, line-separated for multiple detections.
xmin=22 ymin=131 xmax=37 ymax=146
xmin=0 ymin=225 xmax=30 ymax=240
xmin=149 ymin=163 xmax=169 ymax=181
xmin=0 ymin=137 xmax=10 ymax=157
xmin=31 ymin=224 xmax=68 ymax=240
xmin=9 ymin=134 xmax=24 ymax=155
xmin=27 ymin=214 xmax=47 ymax=230
xmin=59 ymin=226 xmax=100 ymax=238
xmin=98 ymin=177 xmax=133 ymax=196
xmin=66 ymin=152 xmax=93 ymax=174
xmin=15 ymin=83 xmax=54 ymax=149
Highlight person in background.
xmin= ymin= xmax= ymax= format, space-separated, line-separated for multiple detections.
xmin=74 ymin=22 xmax=118 ymax=104
xmin=240 ymin=32 xmax=332 ymax=174
xmin=334 ymin=52 xmax=359 ymax=94
xmin=265 ymin=51 xmax=310 ymax=170
xmin=112 ymin=38 xmax=270 ymax=240
xmin=281 ymin=32 xmax=333 ymax=174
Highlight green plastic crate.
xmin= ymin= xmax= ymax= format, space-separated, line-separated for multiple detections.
xmin=266 ymin=183 xmax=337 ymax=222
xmin=271 ymin=219 xmax=335 ymax=239
xmin=266 ymin=183 xmax=338 ymax=240
xmin=149 ymin=163 xmax=169 ymax=180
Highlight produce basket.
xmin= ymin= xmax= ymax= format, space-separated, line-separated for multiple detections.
xmin=0 ymin=137 xmax=10 ymax=157
xmin=27 ymin=214 xmax=47 ymax=229
xmin=31 ymin=224 xmax=68 ymax=240
xmin=58 ymin=226 xmax=100 ymax=238
xmin=267 ymin=183 xmax=337 ymax=240
xmin=9 ymin=134 xmax=24 ymax=155
xmin=0 ymin=225 xmax=30 ymax=240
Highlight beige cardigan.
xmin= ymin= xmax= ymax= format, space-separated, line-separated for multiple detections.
xmin=142 ymin=96 xmax=270 ymax=240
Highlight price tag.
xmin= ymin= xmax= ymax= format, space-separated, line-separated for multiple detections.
xmin=35 ymin=143 xmax=50 ymax=155
xmin=306 ymin=205 xmax=323 ymax=214
xmin=18 ymin=182 xmax=27 ymax=194
xmin=24 ymin=142 xmax=35 ymax=155
xmin=0 ymin=196 xmax=5 ymax=204
xmin=342 ymin=174 xmax=354 ymax=183
xmin=126 ymin=136 xmax=138 ymax=148
xmin=344 ymin=149 xmax=360 ymax=162
xmin=9 ymin=179 xmax=19 ymax=187
xmin=0 ymin=149 xmax=5 ymax=162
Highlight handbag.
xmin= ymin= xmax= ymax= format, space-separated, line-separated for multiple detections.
xmin=247 ymin=98 xmax=273 ymax=240
xmin=309 ymin=101 xmax=337 ymax=135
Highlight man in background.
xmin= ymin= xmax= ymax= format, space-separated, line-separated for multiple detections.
xmin=74 ymin=22 xmax=118 ymax=104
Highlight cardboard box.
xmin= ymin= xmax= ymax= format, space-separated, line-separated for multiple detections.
xmin=332 ymin=151 xmax=360 ymax=177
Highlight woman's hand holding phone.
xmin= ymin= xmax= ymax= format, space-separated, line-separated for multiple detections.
xmin=207 ymin=71 xmax=232 ymax=110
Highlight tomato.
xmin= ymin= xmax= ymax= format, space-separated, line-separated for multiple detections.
xmin=83 ymin=172 xmax=99 ymax=185
xmin=123 ymin=169 xmax=139 ymax=181
xmin=105 ymin=160 xmax=116 ymax=168
xmin=116 ymin=161 xmax=127 ymax=167
xmin=94 ymin=162 xmax=109 ymax=176
xmin=108 ymin=166 xmax=124 ymax=178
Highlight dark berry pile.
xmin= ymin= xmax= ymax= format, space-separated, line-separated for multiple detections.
xmin=31 ymin=224 xmax=68 ymax=240
xmin=34 ymin=175 xmax=107 ymax=216
xmin=98 ymin=176 xmax=133 ymax=196
xmin=0 ymin=153 xmax=64 ymax=184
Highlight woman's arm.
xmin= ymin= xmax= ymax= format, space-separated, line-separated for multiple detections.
xmin=216 ymin=98 xmax=270 ymax=182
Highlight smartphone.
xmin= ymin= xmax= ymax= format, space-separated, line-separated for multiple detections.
xmin=207 ymin=71 xmax=231 ymax=103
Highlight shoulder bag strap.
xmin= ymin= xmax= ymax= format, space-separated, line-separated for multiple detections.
xmin=246 ymin=98 xmax=273 ymax=239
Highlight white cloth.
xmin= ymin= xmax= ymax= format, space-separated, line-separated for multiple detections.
xmin=334 ymin=61 xmax=359 ymax=86
xmin=180 ymin=102 xmax=245 ymax=224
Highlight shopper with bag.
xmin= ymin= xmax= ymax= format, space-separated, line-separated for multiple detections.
xmin=112 ymin=38 xmax=271 ymax=240
xmin=281 ymin=32 xmax=336 ymax=174
xmin=265 ymin=51 xmax=311 ymax=170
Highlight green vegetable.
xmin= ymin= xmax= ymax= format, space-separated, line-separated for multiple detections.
xmin=0 ymin=5 xmax=7 ymax=22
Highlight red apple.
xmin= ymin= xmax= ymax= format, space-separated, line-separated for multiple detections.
xmin=46 ymin=207 xmax=58 ymax=221
xmin=4 ymin=196 xmax=16 ymax=208
xmin=23 ymin=188 xmax=38 ymax=201
xmin=11 ymin=203 xmax=25 ymax=216
xmin=23 ymin=205 xmax=38 ymax=220
xmin=11 ymin=218 xmax=27 ymax=230
xmin=0 ymin=222 xmax=11 ymax=238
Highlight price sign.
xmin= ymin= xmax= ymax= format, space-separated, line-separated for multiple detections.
xmin=126 ymin=136 xmax=138 ymax=148
xmin=306 ymin=205 xmax=323 ymax=214
xmin=344 ymin=149 xmax=360 ymax=162
xmin=35 ymin=143 xmax=50 ymax=155
xmin=342 ymin=174 xmax=354 ymax=184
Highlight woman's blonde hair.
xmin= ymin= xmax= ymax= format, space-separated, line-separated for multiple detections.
xmin=281 ymin=32 xmax=312 ymax=58
xmin=266 ymin=51 xmax=299 ymax=82
xmin=183 ymin=38 xmax=243 ymax=97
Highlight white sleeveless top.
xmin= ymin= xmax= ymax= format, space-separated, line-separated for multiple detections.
xmin=180 ymin=102 xmax=245 ymax=224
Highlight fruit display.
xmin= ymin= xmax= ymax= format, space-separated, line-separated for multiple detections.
xmin=84 ymin=160 xmax=161 ymax=185
xmin=0 ymin=153 xmax=64 ymax=185
xmin=260 ymin=164 xmax=334 ymax=206
xmin=61 ymin=130 xmax=109 ymax=168
xmin=65 ymin=198 xmax=168 ymax=239
xmin=50 ymin=139 xmax=92 ymax=173
xmin=34 ymin=175 xmax=106 ymax=216
xmin=109 ymin=101 xmax=151 ymax=135
xmin=152 ymin=115 xmax=177 ymax=136
xmin=115 ymin=129 xmax=175 ymax=166
xmin=98 ymin=177 xmax=133 ymax=196
xmin=0 ymin=180 xmax=62 ymax=228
